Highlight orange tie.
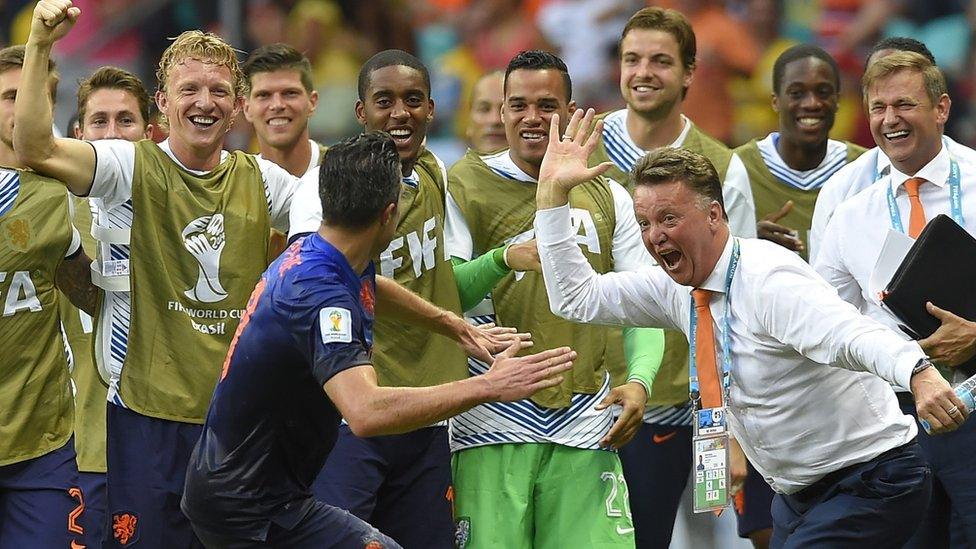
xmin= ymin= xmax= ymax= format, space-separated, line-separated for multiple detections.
xmin=692 ymin=289 xmax=723 ymax=409
xmin=904 ymin=177 xmax=927 ymax=238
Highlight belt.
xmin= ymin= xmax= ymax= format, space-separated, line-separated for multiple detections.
xmin=791 ymin=439 xmax=918 ymax=504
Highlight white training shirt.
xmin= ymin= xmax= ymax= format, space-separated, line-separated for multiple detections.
xmin=535 ymin=205 xmax=922 ymax=494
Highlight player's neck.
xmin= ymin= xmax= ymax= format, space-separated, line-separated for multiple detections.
xmin=400 ymin=157 xmax=417 ymax=179
xmin=509 ymin=150 xmax=541 ymax=180
xmin=0 ymin=143 xmax=22 ymax=169
xmin=625 ymin=106 xmax=685 ymax=151
xmin=169 ymin=134 xmax=224 ymax=172
xmin=260 ymin=135 xmax=312 ymax=177
xmin=318 ymin=224 xmax=375 ymax=274
xmin=776 ymin=135 xmax=827 ymax=172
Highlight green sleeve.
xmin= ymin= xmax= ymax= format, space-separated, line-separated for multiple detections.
xmin=451 ymin=246 xmax=510 ymax=312
xmin=623 ymin=326 xmax=665 ymax=398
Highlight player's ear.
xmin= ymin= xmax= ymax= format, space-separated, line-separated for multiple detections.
xmin=380 ymin=201 xmax=398 ymax=226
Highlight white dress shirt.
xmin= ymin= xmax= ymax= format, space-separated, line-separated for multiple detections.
xmin=810 ymin=136 xmax=976 ymax=261
xmin=535 ymin=205 xmax=921 ymax=494
xmin=814 ymin=143 xmax=976 ymax=380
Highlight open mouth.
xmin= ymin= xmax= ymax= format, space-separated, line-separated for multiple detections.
xmin=267 ymin=117 xmax=292 ymax=127
xmin=797 ymin=117 xmax=824 ymax=129
xmin=884 ymin=129 xmax=910 ymax=141
xmin=189 ymin=115 xmax=217 ymax=129
xmin=520 ymin=129 xmax=547 ymax=144
xmin=632 ymin=83 xmax=661 ymax=95
xmin=388 ymin=127 xmax=413 ymax=146
xmin=658 ymin=249 xmax=682 ymax=271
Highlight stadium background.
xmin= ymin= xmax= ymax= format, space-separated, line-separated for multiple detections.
xmin=2 ymin=0 xmax=970 ymax=546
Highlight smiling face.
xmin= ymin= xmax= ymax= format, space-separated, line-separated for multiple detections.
xmin=634 ymin=180 xmax=726 ymax=287
xmin=619 ymin=28 xmax=692 ymax=118
xmin=355 ymin=65 xmax=433 ymax=172
xmin=467 ymin=72 xmax=506 ymax=153
xmin=245 ymin=68 xmax=318 ymax=150
xmin=156 ymin=58 xmax=241 ymax=165
xmin=867 ymin=68 xmax=949 ymax=175
xmin=78 ymin=88 xmax=152 ymax=142
xmin=774 ymin=57 xmax=838 ymax=148
xmin=502 ymin=68 xmax=574 ymax=174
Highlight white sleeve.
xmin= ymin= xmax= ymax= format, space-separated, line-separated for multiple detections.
xmin=287 ymin=170 xmax=322 ymax=240
xmin=756 ymin=262 xmax=921 ymax=390
xmin=811 ymin=204 xmax=867 ymax=309
xmin=535 ymin=203 xmax=683 ymax=331
xmin=608 ymin=179 xmax=654 ymax=272
xmin=722 ymin=154 xmax=757 ymax=238
xmin=444 ymin=189 xmax=474 ymax=260
xmin=89 ymin=139 xmax=135 ymax=208
xmin=258 ymin=156 xmax=303 ymax=234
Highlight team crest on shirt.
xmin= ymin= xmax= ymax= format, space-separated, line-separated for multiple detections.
xmin=111 ymin=511 xmax=139 ymax=546
xmin=360 ymin=280 xmax=375 ymax=315
xmin=181 ymin=213 xmax=229 ymax=303
xmin=455 ymin=516 xmax=471 ymax=548
xmin=2 ymin=217 xmax=31 ymax=253
xmin=320 ymin=307 xmax=352 ymax=343
xmin=362 ymin=536 xmax=386 ymax=549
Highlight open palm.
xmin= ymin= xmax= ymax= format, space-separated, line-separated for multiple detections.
xmin=537 ymin=109 xmax=613 ymax=193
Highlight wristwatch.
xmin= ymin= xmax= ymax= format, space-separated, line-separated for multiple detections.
xmin=911 ymin=358 xmax=934 ymax=378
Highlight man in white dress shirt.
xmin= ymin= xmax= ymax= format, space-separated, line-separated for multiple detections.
xmin=531 ymin=108 xmax=968 ymax=547
xmin=814 ymin=51 xmax=976 ymax=548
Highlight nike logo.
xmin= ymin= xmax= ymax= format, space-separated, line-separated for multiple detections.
xmin=616 ymin=525 xmax=635 ymax=535
xmin=652 ymin=431 xmax=677 ymax=444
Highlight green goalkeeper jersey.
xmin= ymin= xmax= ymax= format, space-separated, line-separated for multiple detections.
xmin=449 ymin=149 xmax=622 ymax=409
xmin=0 ymin=168 xmax=75 ymax=465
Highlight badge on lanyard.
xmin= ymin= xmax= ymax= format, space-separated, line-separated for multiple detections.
xmin=689 ymin=239 xmax=738 ymax=514
xmin=693 ymin=407 xmax=730 ymax=513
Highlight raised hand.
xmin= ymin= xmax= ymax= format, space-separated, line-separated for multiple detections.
xmin=483 ymin=342 xmax=575 ymax=402
xmin=456 ymin=321 xmax=532 ymax=363
xmin=30 ymin=0 xmax=81 ymax=46
xmin=757 ymin=200 xmax=803 ymax=252
xmin=536 ymin=108 xmax=613 ymax=209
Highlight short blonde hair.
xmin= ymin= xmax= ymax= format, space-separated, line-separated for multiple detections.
xmin=861 ymin=51 xmax=946 ymax=106
xmin=156 ymin=30 xmax=245 ymax=99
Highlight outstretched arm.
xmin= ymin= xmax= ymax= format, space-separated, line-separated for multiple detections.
xmin=325 ymin=342 xmax=575 ymax=437
xmin=14 ymin=0 xmax=98 ymax=195
xmin=374 ymin=275 xmax=529 ymax=362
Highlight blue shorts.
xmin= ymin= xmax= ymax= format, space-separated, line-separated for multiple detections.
xmin=0 ymin=438 xmax=84 ymax=547
xmin=734 ymin=460 xmax=774 ymax=537
xmin=313 ymin=425 xmax=454 ymax=549
xmin=106 ymin=403 xmax=204 ymax=548
xmin=191 ymin=499 xmax=401 ymax=549
xmin=79 ymin=471 xmax=107 ymax=547
xmin=617 ymin=423 xmax=692 ymax=549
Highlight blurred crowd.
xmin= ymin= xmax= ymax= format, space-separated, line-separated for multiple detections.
xmin=2 ymin=0 xmax=974 ymax=161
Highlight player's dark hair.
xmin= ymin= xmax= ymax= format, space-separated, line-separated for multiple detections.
xmin=243 ymin=43 xmax=314 ymax=93
xmin=772 ymin=44 xmax=840 ymax=95
xmin=504 ymin=50 xmax=572 ymax=101
xmin=358 ymin=49 xmax=431 ymax=101
xmin=632 ymin=147 xmax=727 ymax=221
xmin=864 ymin=37 xmax=936 ymax=71
xmin=319 ymin=131 xmax=401 ymax=230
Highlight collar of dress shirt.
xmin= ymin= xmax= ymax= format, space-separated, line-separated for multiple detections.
xmin=691 ymin=233 xmax=734 ymax=295
xmin=888 ymin=140 xmax=950 ymax=194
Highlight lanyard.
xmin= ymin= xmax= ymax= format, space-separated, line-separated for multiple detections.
xmin=884 ymin=155 xmax=964 ymax=233
xmin=688 ymin=238 xmax=739 ymax=409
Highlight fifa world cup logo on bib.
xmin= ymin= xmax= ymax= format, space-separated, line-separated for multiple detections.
xmin=182 ymin=214 xmax=229 ymax=303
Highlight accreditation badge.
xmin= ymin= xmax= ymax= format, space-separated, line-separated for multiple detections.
xmin=693 ymin=407 xmax=731 ymax=513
